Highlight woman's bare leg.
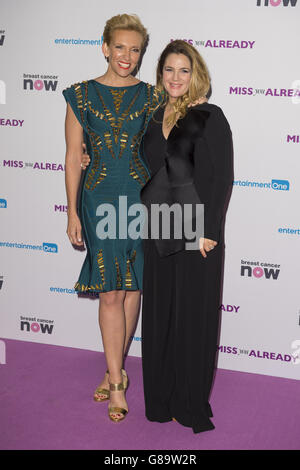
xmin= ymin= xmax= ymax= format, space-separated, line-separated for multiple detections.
xmin=123 ymin=290 xmax=141 ymax=357
xmin=97 ymin=290 xmax=127 ymax=417
xmin=94 ymin=291 xmax=141 ymax=404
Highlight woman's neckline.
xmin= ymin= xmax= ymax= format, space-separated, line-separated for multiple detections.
xmin=161 ymin=105 xmax=176 ymax=141
xmin=91 ymin=79 xmax=142 ymax=89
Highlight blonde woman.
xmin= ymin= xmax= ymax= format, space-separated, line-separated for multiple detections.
xmin=63 ymin=14 xmax=161 ymax=422
xmin=140 ymin=41 xmax=233 ymax=433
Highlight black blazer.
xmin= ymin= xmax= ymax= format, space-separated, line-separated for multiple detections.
xmin=140 ymin=103 xmax=233 ymax=257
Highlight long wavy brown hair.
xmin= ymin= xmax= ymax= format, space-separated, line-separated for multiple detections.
xmin=156 ymin=40 xmax=210 ymax=126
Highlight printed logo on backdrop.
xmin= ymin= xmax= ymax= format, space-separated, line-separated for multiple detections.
xmin=3 ymin=160 xmax=65 ymax=171
xmin=220 ymin=304 xmax=240 ymax=313
xmin=170 ymin=39 xmax=194 ymax=45
xmin=278 ymin=226 xmax=300 ymax=236
xmin=0 ymin=199 xmax=7 ymax=208
xmin=256 ymin=0 xmax=298 ymax=6
xmin=49 ymin=286 xmax=99 ymax=298
xmin=23 ymin=74 xmax=58 ymax=92
xmin=50 ymin=286 xmax=77 ymax=294
xmin=54 ymin=205 xmax=68 ymax=213
xmin=0 ymin=118 xmax=24 ymax=127
xmin=0 ymin=241 xmax=58 ymax=253
xmin=233 ymin=179 xmax=290 ymax=190
xmin=229 ymin=86 xmax=300 ymax=99
xmin=170 ymin=38 xmax=255 ymax=49
xmin=20 ymin=316 xmax=54 ymax=335
xmin=287 ymin=134 xmax=299 ymax=143
xmin=0 ymin=275 xmax=3 ymax=290
xmin=240 ymin=259 xmax=280 ymax=279
xmin=0 ymin=30 xmax=5 ymax=46
xmin=218 ymin=345 xmax=298 ymax=364
xmin=0 ymin=80 xmax=6 ymax=104
xmin=54 ymin=35 xmax=103 ymax=46
xmin=130 ymin=335 xmax=141 ymax=342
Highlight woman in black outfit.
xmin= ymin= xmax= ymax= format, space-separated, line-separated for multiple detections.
xmin=140 ymin=40 xmax=233 ymax=434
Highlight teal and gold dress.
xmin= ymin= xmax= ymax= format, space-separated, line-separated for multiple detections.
xmin=63 ymin=80 xmax=160 ymax=293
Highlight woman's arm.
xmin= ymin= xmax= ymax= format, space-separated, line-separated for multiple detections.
xmin=64 ymin=103 xmax=84 ymax=245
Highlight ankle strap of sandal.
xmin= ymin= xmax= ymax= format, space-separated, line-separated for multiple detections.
xmin=109 ymin=382 xmax=125 ymax=391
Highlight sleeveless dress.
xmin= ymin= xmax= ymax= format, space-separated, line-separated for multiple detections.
xmin=63 ymin=80 xmax=160 ymax=293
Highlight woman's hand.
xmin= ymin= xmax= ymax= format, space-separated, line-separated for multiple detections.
xmin=80 ymin=143 xmax=91 ymax=170
xmin=199 ymin=237 xmax=217 ymax=258
xmin=188 ymin=96 xmax=208 ymax=107
xmin=67 ymin=212 xmax=84 ymax=246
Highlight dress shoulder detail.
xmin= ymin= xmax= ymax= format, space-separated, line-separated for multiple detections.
xmin=62 ymin=81 xmax=89 ymax=127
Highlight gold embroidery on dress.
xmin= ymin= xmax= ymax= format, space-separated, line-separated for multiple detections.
xmin=125 ymin=259 xmax=132 ymax=289
xmin=85 ymin=132 xmax=106 ymax=190
xmin=103 ymin=131 xmax=115 ymax=159
xmin=127 ymin=84 xmax=157 ymax=185
xmin=125 ymin=250 xmax=137 ymax=289
xmin=118 ymin=131 xmax=129 ymax=159
xmin=115 ymin=257 xmax=122 ymax=289
xmin=86 ymin=83 xmax=157 ymax=170
xmin=95 ymin=162 xmax=107 ymax=186
xmin=74 ymin=281 xmax=103 ymax=292
xmin=72 ymin=82 xmax=107 ymax=191
xmin=131 ymin=250 xmax=137 ymax=265
xmin=97 ymin=249 xmax=105 ymax=286
xmin=150 ymin=86 xmax=165 ymax=113
xmin=72 ymin=81 xmax=161 ymax=191
xmin=110 ymin=89 xmax=127 ymax=114
xmin=94 ymin=86 xmax=141 ymax=146
xmin=74 ymin=249 xmax=138 ymax=292
xmin=86 ymin=162 xmax=106 ymax=190
xmin=129 ymin=161 xmax=144 ymax=186
xmin=87 ymin=101 xmax=105 ymax=119
xmin=126 ymin=83 xmax=152 ymax=121
xmin=73 ymin=81 xmax=88 ymax=121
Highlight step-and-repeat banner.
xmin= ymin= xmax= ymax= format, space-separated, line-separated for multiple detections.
xmin=1 ymin=0 xmax=299 ymax=379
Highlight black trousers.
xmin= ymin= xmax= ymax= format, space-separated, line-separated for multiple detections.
xmin=141 ymin=238 xmax=224 ymax=433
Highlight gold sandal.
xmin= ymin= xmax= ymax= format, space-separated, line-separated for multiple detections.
xmin=93 ymin=370 xmax=109 ymax=402
xmin=108 ymin=381 xmax=128 ymax=423
xmin=121 ymin=369 xmax=128 ymax=390
xmin=93 ymin=369 xmax=128 ymax=402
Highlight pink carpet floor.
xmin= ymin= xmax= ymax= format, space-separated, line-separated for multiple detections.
xmin=0 ymin=338 xmax=299 ymax=450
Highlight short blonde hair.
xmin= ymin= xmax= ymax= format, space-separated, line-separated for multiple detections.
xmin=103 ymin=14 xmax=148 ymax=47
xmin=156 ymin=40 xmax=211 ymax=126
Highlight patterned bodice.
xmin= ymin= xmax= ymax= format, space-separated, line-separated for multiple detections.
xmin=63 ymin=80 xmax=162 ymax=194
